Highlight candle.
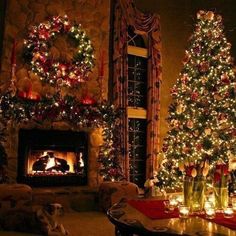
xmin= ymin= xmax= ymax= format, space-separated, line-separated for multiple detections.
xmin=163 ymin=201 xmax=174 ymax=213
xmin=204 ymin=201 xmax=213 ymax=210
xmin=179 ymin=205 xmax=190 ymax=219
xmin=208 ymin=194 xmax=216 ymax=207
xmin=99 ymin=50 xmax=104 ymax=77
xmin=11 ymin=39 xmax=16 ymax=66
xmin=169 ymin=198 xmax=178 ymax=208
xmin=223 ymin=207 xmax=234 ymax=218
xmin=205 ymin=207 xmax=215 ymax=219
xmin=176 ymin=194 xmax=184 ymax=204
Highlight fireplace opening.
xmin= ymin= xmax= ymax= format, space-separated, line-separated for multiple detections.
xmin=17 ymin=129 xmax=88 ymax=187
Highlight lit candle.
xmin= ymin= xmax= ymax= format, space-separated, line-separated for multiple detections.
xmin=163 ymin=200 xmax=175 ymax=212
xmin=204 ymin=201 xmax=213 ymax=210
xmin=179 ymin=205 xmax=190 ymax=219
xmin=223 ymin=207 xmax=234 ymax=218
xmin=169 ymin=198 xmax=178 ymax=208
xmin=208 ymin=194 xmax=216 ymax=207
xmin=176 ymin=195 xmax=184 ymax=204
xmin=205 ymin=207 xmax=215 ymax=219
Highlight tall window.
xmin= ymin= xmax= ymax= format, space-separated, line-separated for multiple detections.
xmin=128 ymin=27 xmax=148 ymax=187
xmin=112 ymin=0 xmax=161 ymax=187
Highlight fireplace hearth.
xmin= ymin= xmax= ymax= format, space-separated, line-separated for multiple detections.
xmin=17 ymin=129 xmax=88 ymax=187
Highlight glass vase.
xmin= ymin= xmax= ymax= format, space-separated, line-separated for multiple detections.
xmin=183 ymin=176 xmax=205 ymax=212
xmin=192 ymin=177 xmax=206 ymax=212
xmin=183 ymin=177 xmax=193 ymax=208
xmin=213 ymin=186 xmax=228 ymax=210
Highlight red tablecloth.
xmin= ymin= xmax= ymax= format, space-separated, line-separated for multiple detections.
xmin=128 ymin=199 xmax=236 ymax=230
xmin=128 ymin=199 xmax=179 ymax=219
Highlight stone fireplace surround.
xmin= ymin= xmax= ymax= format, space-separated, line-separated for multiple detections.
xmin=5 ymin=121 xmax=104 ymax=189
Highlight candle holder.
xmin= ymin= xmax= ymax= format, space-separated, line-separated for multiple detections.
xmin=164 ymin=200 xmax=175 ymax=213
xmin=176 ymin=194 xmax=184 ymax=205
xmin=223 ymin=206 xmax=234 ymax=218
xmin=179 ymin=205 xmax=190 ymax=219
xmin=205 ymin=207 xmax=216 ymax=219
xmin=169 ymin=198 xmax=178 ymax=208
xmin=204 ymin=201 xmax=214 ymax=210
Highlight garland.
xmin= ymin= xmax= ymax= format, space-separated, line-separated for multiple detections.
xmin=23 ymin=15 xmax=95 ymax=87
xmin=0 ymin=92 xmax=123 ymax=181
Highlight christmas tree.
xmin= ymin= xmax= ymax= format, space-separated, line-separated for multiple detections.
xmin=158 ymin=10 xmax=236 ymax=190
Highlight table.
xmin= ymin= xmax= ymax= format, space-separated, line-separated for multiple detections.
xmin=107 ymin=198 xmax=236 ymax=236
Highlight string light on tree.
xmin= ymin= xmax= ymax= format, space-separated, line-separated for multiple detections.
xmin=157 ymin=10 xmax=236 ymax=190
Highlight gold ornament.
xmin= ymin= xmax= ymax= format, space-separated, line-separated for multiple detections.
xmin=178 ymin=162 xmax=185 ymax=172
xmin=187 ymin=120 xmax=194 ymax=129
xmin=204 ymin=128 xmax=211 ymax=135
xmin=205 ymin=11 xmax=214 ymax=21
xmin=176 ymin=103 xmax=185 ymax=114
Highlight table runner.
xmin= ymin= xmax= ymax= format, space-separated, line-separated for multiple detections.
xmin=128 ymin=199 xmax=236 ymax=230
xmin=128 ymin=199 xmax=179 ymax=219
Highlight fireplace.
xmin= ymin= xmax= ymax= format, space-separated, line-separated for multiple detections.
xmin=17 ymin=129 xmax=88 ymax=187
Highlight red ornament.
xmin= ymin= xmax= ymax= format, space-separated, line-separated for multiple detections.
xmin=191 ymin=91 xmax=198 ymax=101
xmin=186 ymin=120 xmax=194 ymax=129
xmin=81 ymin=94 xmax=96 ymax=105
xmin=198 ymin=61 xmax=209 ymax=73
xmin=221 ymin=74 xmax=230 ymax=84
xmin=162 ymin=144 xmax=168 ymax=153
xmin=196 ymin=143 xmax=202 ymax=151
xmin=170 ymin=87 xmax=178 ymax=96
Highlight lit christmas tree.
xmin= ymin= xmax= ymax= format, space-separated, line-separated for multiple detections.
xmin=158 ymin=10 xmax=236 ymax=190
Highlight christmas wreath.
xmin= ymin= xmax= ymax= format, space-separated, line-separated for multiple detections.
xmin=23 ymin=15 xmax=95 ymax=87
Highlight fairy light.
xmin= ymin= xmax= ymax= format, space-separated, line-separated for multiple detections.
xmin=23 ymin=15 xmax=95 ymax=87
xmin=157 ymin=10 xmax=236 ymax=190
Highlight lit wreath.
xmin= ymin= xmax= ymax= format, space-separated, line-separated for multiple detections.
xmin=23 ymin=15 xmax=95 ymax=87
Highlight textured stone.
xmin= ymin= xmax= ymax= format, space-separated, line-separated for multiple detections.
xmin=89 ymin=128 xmax=103 ymax=147
xmin=29 ymin=2 xmax=45 ymax=13
xmin=0 ymin=0 xmax=110 ymax=188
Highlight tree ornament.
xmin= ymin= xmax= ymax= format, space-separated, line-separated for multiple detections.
xmin=170 ymin=87 xmax=178 ymax=96
xmin=198 ymin=61 xmax=210 ymax=73
xmin=197 ymin=10 xmax=205 ymax=19
xmin=193 ymin=46 xmax=201 ymax=54
xmin=204 ymin=128 xmax=211 ymax=135
xmin=196 ymin=143 xmax=202 ymax=151
xmin=191 ymin=91 xmax=198 ymax=101
xmin=180 ymin=74 xmax=189 ymax=84
xmin=23 ymin=15 xmax=95 ymax=87
xmin=221 ymin=74 xmax=230 ymax=84
xmin=205 ymin=11 xmax=214 ymax=21
xmin=213 ymin=93 xmax=222 ymax=101
xmin=176 ymin=103 xmax=185 ymax=114
xmin=200 ymin=76 xmax=208 ymax=84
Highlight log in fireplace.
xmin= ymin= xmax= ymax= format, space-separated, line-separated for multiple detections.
xmin=17 ymin=129 xmax=88 ymax=187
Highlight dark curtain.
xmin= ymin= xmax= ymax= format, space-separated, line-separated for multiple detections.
xmin=0 ymin=0 xmax=7 ymax=69
xmin=112 ymin=0 xmax=162 ymax=179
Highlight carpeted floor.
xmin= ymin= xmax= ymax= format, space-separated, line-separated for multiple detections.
xmin=0 ymin=210 xmax=115 ymax=236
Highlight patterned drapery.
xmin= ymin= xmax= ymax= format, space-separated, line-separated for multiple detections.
xmin=113 ymin=0 xmax=162 ymax=179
